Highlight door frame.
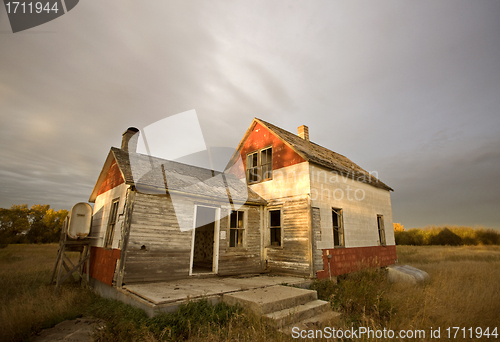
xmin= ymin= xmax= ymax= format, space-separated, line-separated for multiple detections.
xmin=189 ymin=204 xmax=220 ymax=276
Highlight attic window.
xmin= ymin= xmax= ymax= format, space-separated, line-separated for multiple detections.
xmin=246 ymin=147 xmax=273 ymax=184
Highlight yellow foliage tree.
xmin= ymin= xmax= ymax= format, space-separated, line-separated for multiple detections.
xmin=393 ymin=223 xmax=405 ymax=232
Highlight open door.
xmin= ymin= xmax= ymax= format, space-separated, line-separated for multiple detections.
xmin=190 ymin=205 xmax=219 ymax=275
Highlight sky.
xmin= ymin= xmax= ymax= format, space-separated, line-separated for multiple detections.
xmin=1 ymin=0 xmax=499 ymax=229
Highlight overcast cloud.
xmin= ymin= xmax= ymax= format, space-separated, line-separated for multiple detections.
xmin=1 ymin=0 xmax=499 ymax=229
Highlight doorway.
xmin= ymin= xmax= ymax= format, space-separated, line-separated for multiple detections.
xmin=190 ymin=206 xmax=219 ymax=275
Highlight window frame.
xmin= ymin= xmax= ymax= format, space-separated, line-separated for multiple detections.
xmin=377 ymin=214 xmax=386 ymax=246
xmin=268 ymin=207 xmax=282 ymax=247
xmin=229 ymin=210 xmax=246 ymax=248
xmin=332 ymin=207 xmax=344 ymax=247
xmin=246 ymin=146 xmax=273 ymax=184
xmin=104 ymin=198 xmax=120 ymax=248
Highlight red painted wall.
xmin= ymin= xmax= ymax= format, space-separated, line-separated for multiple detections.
xmin=88 ymin=247 xmax=121 ymax=286
xmin=97 ymin=159 xmax=124 ymax=197
xmin=240 ymin=122 xmax=305 ymax=170
xmin=316 ymin=245 xmax=397 ymax=279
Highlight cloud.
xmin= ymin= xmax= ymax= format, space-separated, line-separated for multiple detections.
xmin=0 ymin=0 xmax=499 ymax=229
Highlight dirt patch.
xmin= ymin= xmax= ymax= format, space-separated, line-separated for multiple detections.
xmin=32 ymin=317 xmax=104 ymax=342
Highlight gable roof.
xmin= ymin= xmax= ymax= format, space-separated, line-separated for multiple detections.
xmin=89 ymin=147 xmax=266 ymax=205
xmin=234 ymin=118 xmax=393 ymax=191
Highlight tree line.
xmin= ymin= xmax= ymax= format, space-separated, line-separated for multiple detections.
xmin=0 ymin=204 xmax=68 ymax=246
xmin=393 ymin=223 xmax=500 ymax=246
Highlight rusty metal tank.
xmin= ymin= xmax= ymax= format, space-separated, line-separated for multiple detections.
xmin=67 ymin=202 xmax=92 ymax=239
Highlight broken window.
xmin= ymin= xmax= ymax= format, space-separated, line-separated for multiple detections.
xmin=377 ymin=215 xmax=386 ymax=246
xmin=270 ymin=209 xmax=281 ymax=246
xmin=332 ymin=208 xmax=344 ymax=247
xmin=229 ymin=210 xmax=245 ymax=247
xmin=246 ymin=147 xmax=273 ymax=184
xmin=104 ymin=198 xmax=120 ymax=248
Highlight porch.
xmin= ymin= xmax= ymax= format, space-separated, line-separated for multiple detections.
xmin=90 ymin=274 xmax=313 ymax=317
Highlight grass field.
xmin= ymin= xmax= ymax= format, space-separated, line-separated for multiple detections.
xmin=0 ymin=244 xmax=499 ymax=341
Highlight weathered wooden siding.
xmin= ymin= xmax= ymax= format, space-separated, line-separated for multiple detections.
xmin=218 ymin=205 xmax=263 ymax=275
xmin=310 ymin=164 xmax=396 ymax=249
xmin=311 ymin=207 xmax=323 ymax=275
xmin=266 ymin=197 xmax=311 ymax=276
xmin=123 ymin=192 xmax=192 ymax=283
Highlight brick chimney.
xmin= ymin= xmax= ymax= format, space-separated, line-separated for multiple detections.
xmin=121 ymin=127 xmax=139 ymax=153
xmin=297 ymin=125 xmax=309 ymax=141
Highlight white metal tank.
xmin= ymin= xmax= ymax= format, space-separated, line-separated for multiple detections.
xmin=67 ymin=202 xmax=92 ymax=239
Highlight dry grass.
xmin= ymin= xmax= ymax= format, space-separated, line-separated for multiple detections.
xmin=0 ymin=244 xmax=94 ymax=342
xmin=1 ymin=244 xmax=499 ymax=341
xmin=390 ymin=246 xmax=500 ymax=329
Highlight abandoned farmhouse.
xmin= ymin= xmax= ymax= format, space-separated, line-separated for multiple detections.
xmin=87 ymin=118 xmax=397 ymax=291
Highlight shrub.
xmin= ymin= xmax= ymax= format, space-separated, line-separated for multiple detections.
xmin=395 ymin=226 xmax=500 ymax=246
xmin=310 ymin=277 xmax=337 ymax=303
xmin=429 ymin=228 xmax=462 ymax=246
xmin=312 ymin=268 xmax=393 ymax=325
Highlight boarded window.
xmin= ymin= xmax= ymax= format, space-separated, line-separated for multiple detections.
xmin=230 ymin=210 xmax=244 ymax=247
xmin=270 ymin=209 xmax=281 ymax=246
xmin=246 ymin=147 xmax=272 ymax=184
xmin=332 ymin=208 xmax=344 ymax=247
xmin=377 ymin=215 xmax=386 ymax=245
xmin=104 ymin=199 xmax=120 ymax=248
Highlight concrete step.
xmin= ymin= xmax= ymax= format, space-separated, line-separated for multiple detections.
xmin=264 ymin=299 xmax=330 ymax=328
xmin=280 ymin=310 xmax=341 ymax=335
xmin=222 ymin=285 xmax=317 ymax=315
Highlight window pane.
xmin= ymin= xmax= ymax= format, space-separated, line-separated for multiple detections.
xmin=261 ymin=148 xmax=272 ymax=164
xmin=230 ymin=211 xmax=237 ymax=228
xmin=248 ymin=167 xmax=259 ymax=183
xmin=333 ymin=228 xmax=340 ymax=246
xmin=262 ymin=164 xmax=272 ymax=180
xmin=270 ymin=210 xmax=281 ymax=227
xmin=237 ymin=229 xmax=243 ymax=246
xmin=238 ymin=212 xmax=243 ymax=228
xmin=230 ymin=229 xmax=236 ymax=247
xmin=271 ymin=227 xmax=281 ymax=246
xmin=332 ymin=210 xmax=339 ymax=227
xmin=246 ymin=153 xmax=257 ymax=168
